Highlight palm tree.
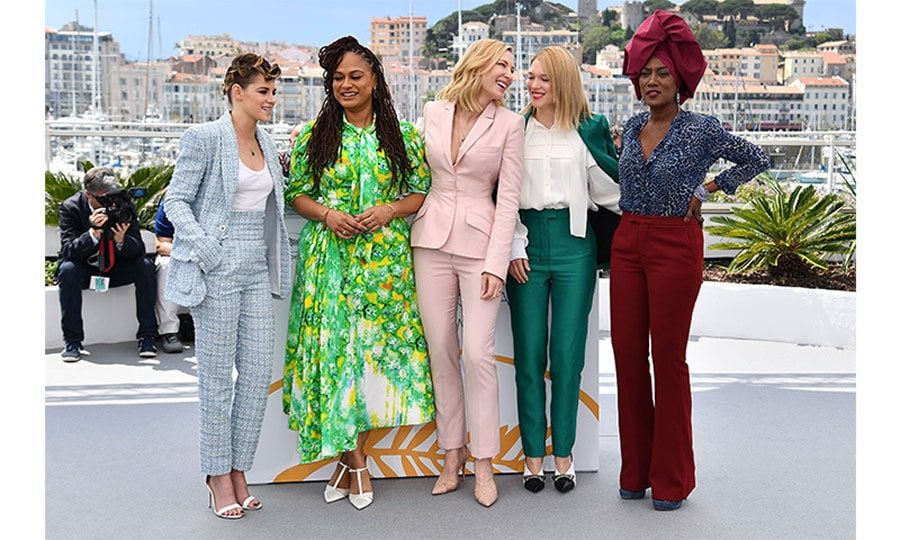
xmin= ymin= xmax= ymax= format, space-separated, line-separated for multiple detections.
xmin=706 ymin=176 xmax=856 ymax=278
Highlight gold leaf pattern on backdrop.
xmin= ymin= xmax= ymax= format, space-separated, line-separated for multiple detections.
xmin=270 ymin=355 xmax=600 ymax=481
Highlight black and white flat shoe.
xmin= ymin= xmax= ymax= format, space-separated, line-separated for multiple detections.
xmin=522 ymin=464 xmax=545 ymax=493
xmin=553 ymin=457 xmax=576 ymax=493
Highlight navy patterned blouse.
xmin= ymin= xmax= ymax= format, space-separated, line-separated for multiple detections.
xmin=618 ymin=110 xmax=771 ymax=216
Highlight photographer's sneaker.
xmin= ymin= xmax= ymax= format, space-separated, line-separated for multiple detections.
xmin=161 ymin=333 xmax=184 ymax=354
xmin=138 ymin=337 xmax=158 ymax=358
xmin=61 ymin=341 xmax=82 ymax=362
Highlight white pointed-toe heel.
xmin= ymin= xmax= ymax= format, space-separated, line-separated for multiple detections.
xmin=553 ymin=456 xmax=576 ymax=493
xmin=324 ymin=460 xmax=351 ymax=503
xmin=522 ymin=457 xmax=546 ymax=493
xmin=348 ymin=466 xmax=374 ymax=510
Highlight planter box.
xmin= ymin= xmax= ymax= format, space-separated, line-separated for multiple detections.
xmin=596 ymin=278 xmax=856 ymax=350
xmin=45 ymin=285 xmax=142 ymax=350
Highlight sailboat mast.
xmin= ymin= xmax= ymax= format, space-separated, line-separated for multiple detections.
xmin=144 ymin=0 xmax=153 ymax=118
xmin=92 ymin=0 xmax=99 ymax=112
xmin=457 ymin=0 xmax=462 ymax=62
xmin=158 ymin=16 xmax=162 ymax=61
xmin=408 ymin=0 xmax=414 ymax=121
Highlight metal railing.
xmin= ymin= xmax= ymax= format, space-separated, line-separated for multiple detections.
xmin=46 ymin=120 xmax=856 ymax=192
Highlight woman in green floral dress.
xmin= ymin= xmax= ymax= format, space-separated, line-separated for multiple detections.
xmin=283 ymin=36 xmax=434 ymax=510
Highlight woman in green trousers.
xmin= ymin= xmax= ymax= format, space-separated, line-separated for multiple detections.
xmin=507 ymin=46 xmax=621 ymax=493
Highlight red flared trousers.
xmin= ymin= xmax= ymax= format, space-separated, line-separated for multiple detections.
xmin=610 ymin=212 xmax=704 ymax=501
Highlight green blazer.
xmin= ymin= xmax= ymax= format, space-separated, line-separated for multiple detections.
xmin=523 ymin=112 xmax=621 ymax=266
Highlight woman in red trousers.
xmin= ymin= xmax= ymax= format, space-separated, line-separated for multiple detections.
xmin=612 ymin=10 xmax=771 ymax=511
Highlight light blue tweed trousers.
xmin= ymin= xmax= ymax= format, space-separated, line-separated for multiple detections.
xmin=164 ymin=113 xmax=291 ymax=475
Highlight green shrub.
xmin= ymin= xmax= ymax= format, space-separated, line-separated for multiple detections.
xmin=121 ymin=164 xmax=174 ymax=230
xmin=707 ymin=177 xmax=775 ymax=204
xmin=44 ymin=171 xmax=83 ymax=226
xmin=706 ymin=178 xmax=856 ymax=277
xmin=45 ymin=260 xmax=59 ymax=286
xmin=835 ymin=150 xmax=856 ymax=273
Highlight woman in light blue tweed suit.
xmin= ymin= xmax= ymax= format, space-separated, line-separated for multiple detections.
xmin=164 ymin=53 xmax=291 ymax=520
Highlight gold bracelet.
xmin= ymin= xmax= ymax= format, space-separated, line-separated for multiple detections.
xmin=321 ymin=207 xmax=331 ymax=222
xmin=386 ymin=203 xmax=397 ymax=217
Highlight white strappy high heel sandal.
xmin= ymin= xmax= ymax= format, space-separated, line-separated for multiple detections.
xmin=205 ymin=476 xmax=243 ymax=520
xmin=241 ymin=495 xmax=262 ymax=511
xmin=349 ymin=466 xmax=374 ymax=510
xmin=324 ymin=460 xmax=351 ymax=503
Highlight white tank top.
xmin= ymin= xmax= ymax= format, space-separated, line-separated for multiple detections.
xmin=234 ymin=160 xmax=273 ymax=211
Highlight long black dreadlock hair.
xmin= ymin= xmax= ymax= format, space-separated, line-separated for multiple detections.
xmin=306 ymin=36 xmax=412 ymax=191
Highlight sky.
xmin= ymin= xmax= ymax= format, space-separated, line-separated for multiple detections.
xmin=45 ymin=0 xmax=857 ymax=62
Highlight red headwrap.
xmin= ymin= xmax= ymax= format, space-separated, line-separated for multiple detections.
xmin=623 ymin=10 xmax=707 ymax=104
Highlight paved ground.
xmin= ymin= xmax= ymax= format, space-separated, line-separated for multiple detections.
xmin=45 ymin=336 xmax=855 ymax=539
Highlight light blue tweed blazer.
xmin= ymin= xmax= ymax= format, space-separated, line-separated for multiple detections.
xmin=164 ymin=112 xmax=292 ymax=308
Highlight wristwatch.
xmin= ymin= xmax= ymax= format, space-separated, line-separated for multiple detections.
xmin=692 ymin=183 xmax=710 ymax=202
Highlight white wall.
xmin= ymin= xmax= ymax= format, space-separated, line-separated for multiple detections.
xmin=596 ymin=279 xmax=856 ymax=350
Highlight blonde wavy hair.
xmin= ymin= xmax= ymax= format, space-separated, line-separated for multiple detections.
xmin=521 ymin=46 xmax=591 ymax=131
xmin=437 ymin=39 xmax=513 ymax=112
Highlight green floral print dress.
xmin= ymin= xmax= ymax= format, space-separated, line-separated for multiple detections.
xmin=283 ymin=118 xmax=436 ymax=463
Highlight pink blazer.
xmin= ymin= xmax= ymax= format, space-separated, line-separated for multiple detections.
xmin=411 ymin=99 xmax=525 ymax=280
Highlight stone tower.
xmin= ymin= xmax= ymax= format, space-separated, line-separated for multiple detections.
xmin=578 ymin=0 xmax=596 ymax=22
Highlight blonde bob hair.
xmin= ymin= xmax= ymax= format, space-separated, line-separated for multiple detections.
xmin=437 ymin=39 xmax=513 ymax=112
xmin=521 ymin=46 xmax=591 ymax=131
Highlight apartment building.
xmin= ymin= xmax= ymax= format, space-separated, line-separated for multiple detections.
xmin=595 ymin=44 xmax=624 ymax=71
xmin=790 ymin=76 xmax=850 ymax=130
xmin=370 ymin=16 xmax=427 ymax=63
xmin=816 ymin=40 xmax=854 ymax=55
xmin=176 ymin=33 xmax=245 ymax=58
xmin=501 ymin=29 xmax=579 ymax=71
xmin=106 ymin=61 xmax=169 ymax=121
xmin=581 ymin=65 xmax=635 ymax=128
xmin=703 ymin=45 xmax=779 ymax=83
xmin=692 ymin=77 xmax=805 ymax=131
xmin=452 ymin=21 xmax=490 ymax=59
xmin=781 ymin=51 xmax=823 ymax=83
xmin=163 ymin=73 xmax=218 ymax=123
xmin=45 ymin=22 xmax=123 ymax=118
xmin=272 ymin=63 xmax=326 ymax=125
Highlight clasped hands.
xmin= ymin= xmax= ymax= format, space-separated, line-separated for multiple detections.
xmin=323 ymin=203 xmax=503 ymax=300
xmin=323 ymin=204 xmax=395 ymax=240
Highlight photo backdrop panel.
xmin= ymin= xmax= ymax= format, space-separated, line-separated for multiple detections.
xmin=247 ymin=229 xmax=600 ymax=484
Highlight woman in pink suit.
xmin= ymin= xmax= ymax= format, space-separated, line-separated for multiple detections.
xmin=411 ymin=38 xmax=525 ymax=507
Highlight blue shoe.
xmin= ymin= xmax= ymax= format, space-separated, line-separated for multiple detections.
xmin=652 ymin=498 xmax=684 ymax=511
xmin=61 ymin=341 xmax=82 ymax=362
xmin=138 ymin=337 xmax=158 ymax=358
xmin=619 ymin=488 xmax=646 ymax=500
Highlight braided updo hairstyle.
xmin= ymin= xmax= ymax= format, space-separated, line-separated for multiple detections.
xmin=223 ymin=53 xmax=281 ymax=104
xmin=306 ymin=36 xmax=412 ymax=190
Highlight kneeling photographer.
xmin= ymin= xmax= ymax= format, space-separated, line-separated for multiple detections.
xmin=56 ymin=166 xmax=159 ymax=361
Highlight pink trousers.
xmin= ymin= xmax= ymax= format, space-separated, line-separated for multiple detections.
xmin=413 ymin=247 xmax=501 ymax=459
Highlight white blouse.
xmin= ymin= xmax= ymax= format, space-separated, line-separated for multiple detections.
xmin=234 ymin=160 xmax=273 ymax=211
xmin=511 ymin=120 xmax=622 ymax=260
